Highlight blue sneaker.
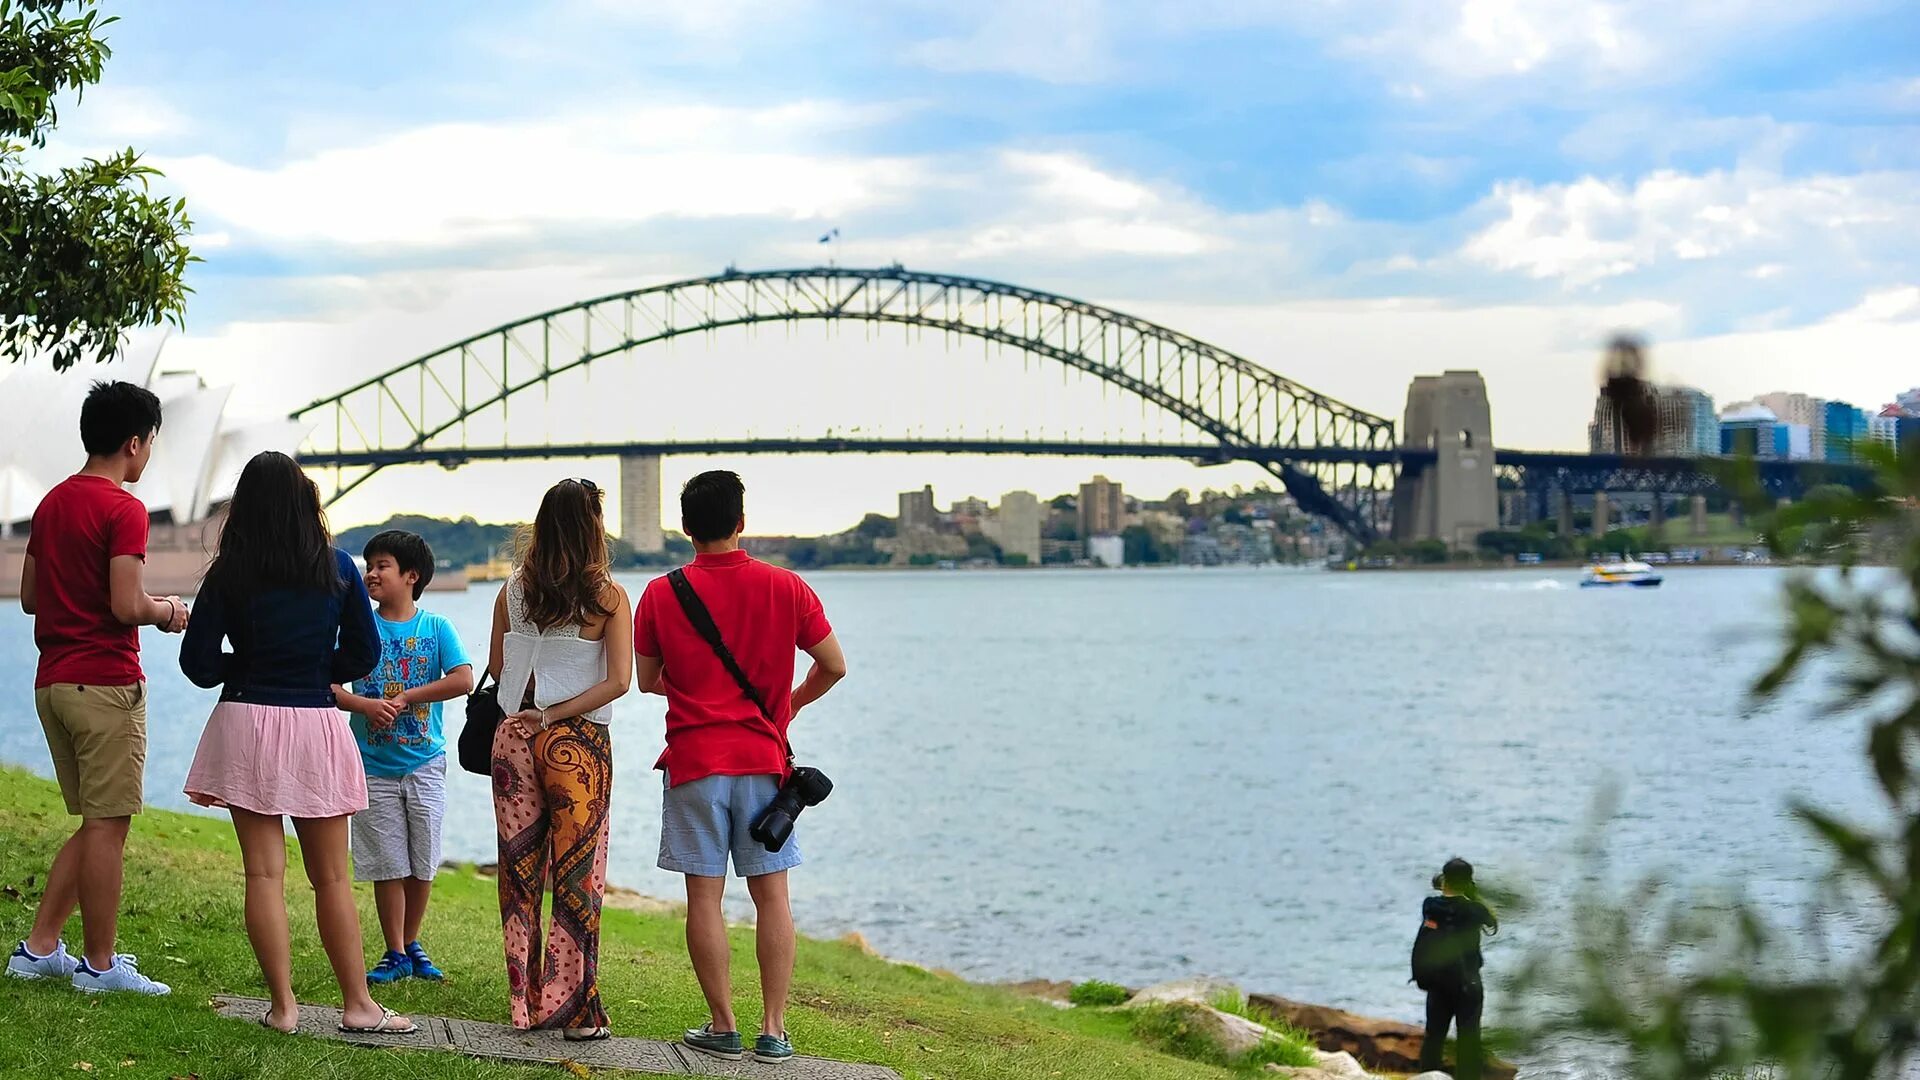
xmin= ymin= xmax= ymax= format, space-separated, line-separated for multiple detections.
xmin=7 ymin=940 xmax=80 ymax=981
xmin=72 ymin=954 xmax=170 ymax=995
xmin=755 ymin=1032 xmax=795 ymax=1064
xmin=366 ymin=950 xmax=413 ymax=985
xmin=682 ymin=1023 xmax=744 ymax=1060
xmin=405 ymin=941 xmax=443 ymax=982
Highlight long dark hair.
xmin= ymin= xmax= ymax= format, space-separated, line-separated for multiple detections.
xmin=516 ymin=478 xmax=613 ymax=631
xmin=204 ymin=451 xmax=342 ymax=595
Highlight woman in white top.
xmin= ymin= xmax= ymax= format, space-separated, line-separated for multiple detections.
xmin=486 ymin=478 xmax=631 ymax=1040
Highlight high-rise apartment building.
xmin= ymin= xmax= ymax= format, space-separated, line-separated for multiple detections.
xmin=1870 ymin=412 xmax=1901 ymax=452
xmin=1590 ymin=384 xmax=1717 ymax=456
xmin=1757 ymin=392 xmax=1825 ymax=460
xmin=1823 ymin=401 xmax=1869 ymax=462
xmin=983 ymin=490 xmax=1042 ymax=565
xmin=1720 ymin=403 xmax=1791 ymax=459
xmin=898 ymin=485 xmax=937 ymax=531
xmin=1078 ymin=475 xmax=1124 ymax=538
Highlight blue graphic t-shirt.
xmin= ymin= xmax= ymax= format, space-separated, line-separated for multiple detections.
xmin=349 ymin=609 xmax=472 ymax=778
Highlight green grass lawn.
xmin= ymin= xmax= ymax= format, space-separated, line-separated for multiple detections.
xmin=0 ymin=766 xmax=1232 ymax=1080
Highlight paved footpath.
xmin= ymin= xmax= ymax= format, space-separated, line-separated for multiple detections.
xmin=212 ymin=996 xmax=902 ymax=1079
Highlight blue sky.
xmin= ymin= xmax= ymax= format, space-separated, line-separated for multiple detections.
xmin=22 ymin=0 xmax=1920 ymax=530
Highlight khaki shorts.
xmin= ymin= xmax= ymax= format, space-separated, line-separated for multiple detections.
xmin=34 ymin=682 xmax=147 ymax=818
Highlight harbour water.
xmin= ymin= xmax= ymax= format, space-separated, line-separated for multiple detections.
xmin=0 ymin=565 xmax=1879 ymax=1066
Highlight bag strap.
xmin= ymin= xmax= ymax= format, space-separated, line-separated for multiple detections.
xmin=667 ymin=568 xmax=793 ymax=767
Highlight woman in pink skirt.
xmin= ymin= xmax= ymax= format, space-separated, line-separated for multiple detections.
xmin=180 ymin=451 xmax=414 ymax=1036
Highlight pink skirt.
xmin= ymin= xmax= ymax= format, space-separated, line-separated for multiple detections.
xmin=184 ymin=702 xmax=368 ymax=819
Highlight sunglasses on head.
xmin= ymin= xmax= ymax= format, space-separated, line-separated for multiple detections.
xmin=565 ymin=477 xmax=601 ymax=494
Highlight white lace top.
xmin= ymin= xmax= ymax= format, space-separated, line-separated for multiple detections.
xmin=498 ymin=573 xmax=612 ymax=726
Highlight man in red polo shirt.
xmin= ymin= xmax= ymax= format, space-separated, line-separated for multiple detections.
xmin=10 ymin=381 xmax=186 ymax=995
xmin=634 ymin=470 xmax=846 ymax=1065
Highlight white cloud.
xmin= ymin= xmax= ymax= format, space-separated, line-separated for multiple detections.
xmin=1317 ymin=0 xmax=1884 ymax=93
xmin=150 ymin=104 xmax=927 ymax=248
xmin=1461 ymin=168 xmax=1920 ymax=286
xmin=64 ymin=85 xmax=191 ymax=140
xmin=904 ymin=0 xmax=1112 ymax=83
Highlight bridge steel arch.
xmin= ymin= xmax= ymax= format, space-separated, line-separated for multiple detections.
xmin=292 ymin=267 xmax=1398 ymax=541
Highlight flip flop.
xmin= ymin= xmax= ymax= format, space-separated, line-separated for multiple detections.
xmin=339 ymin=1006 xmax=418 ymax=1035
xmin=258 ymin=1014 xmax=295 ymax=1034
xmin=562 ymin=1026 xmax=611 ymax=1042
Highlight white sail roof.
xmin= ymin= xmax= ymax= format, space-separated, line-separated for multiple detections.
xmin=0 ymin=357 xmax=311 ymax=530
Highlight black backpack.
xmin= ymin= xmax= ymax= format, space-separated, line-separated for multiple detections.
xmin=1410 ymin=898 xmax=1469 ymax=990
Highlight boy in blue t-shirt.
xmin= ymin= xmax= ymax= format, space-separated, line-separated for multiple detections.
xmin=332 ymin=530 xmax=474 ymax=985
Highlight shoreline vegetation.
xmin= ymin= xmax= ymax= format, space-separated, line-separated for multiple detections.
xmin=0 ymin=766 xmax=1490 ymax=1079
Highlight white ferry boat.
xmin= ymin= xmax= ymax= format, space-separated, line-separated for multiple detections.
xmin=1581 ymin=560 xmax=1664 ymax=588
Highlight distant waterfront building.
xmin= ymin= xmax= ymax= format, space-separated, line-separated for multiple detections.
xmin=1757 ymin=392 xmax=1826 ymax=460
xmin=1874 ymin=408 xmax=1920 ymax=453
xmin=1898 ymin=387 xmax=1920 ymax=414
xmin=982 ymin=490 xmax=1042 ymax=565
xmin=950 ymin=495 xmax=990 ymax=519
xmin=1822 ymin=401 xmax=1869 ymax=463
xmin=1720 ymin=403 xmax=1790 ymax=459
xmin=1087 ymin=534 xmax=1125 ymax=568
xmin=1589 ymin=384 xmax=1717 ymax=456
xmin=1656 ymin=386 xmax=1719 ymax=456
xmin=898 ymin=485 xmax=937 ymax=531
xmin=1078 ymin=474 xmax=1124 ymax=540
xmin=1870 ymin=412 xmax=1901 ymax=453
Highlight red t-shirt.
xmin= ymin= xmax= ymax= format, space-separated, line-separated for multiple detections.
xmin=28 ymin=474 xmax=150 ymax=689
xmin=635 ymin=550 xmax=832 ymax=787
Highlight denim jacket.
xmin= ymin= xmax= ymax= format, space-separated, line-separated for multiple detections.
xmin=179 ymin=547 xmax=379 ymax=708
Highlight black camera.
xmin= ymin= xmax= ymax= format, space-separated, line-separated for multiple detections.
xmin=749 ymin=767 xmax=833 ymax=852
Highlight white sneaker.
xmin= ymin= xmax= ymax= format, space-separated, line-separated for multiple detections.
xmin=71 ymin=954 xmax=170 ymax=995
xmin=7 ymin=940 xmax=80 ymax=980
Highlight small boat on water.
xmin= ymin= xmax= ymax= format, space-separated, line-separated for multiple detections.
xmin=1581 ymin=560 xmax=1663 ymax=588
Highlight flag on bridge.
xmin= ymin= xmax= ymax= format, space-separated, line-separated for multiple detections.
xmin=818 ymin=228 xmax=840 ymax=243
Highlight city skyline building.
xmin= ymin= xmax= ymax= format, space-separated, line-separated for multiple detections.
xmin=983 ymin=490 xmax=1042 ymax=565
xmin=1588 ymin=383 xmax=1719 ymax=457
xmin=1720 ymin=403 xmax=1791 ymax=459
xmin=1078 ymin=474 xmax=1125 ymax=539
xmin=898 ymin=485 xmax=937 ymax=531
xmin=1757 ymin=392 xmax=1826 ymax=460
xmin=1823 ymin=401 xmax=1869 ymax=463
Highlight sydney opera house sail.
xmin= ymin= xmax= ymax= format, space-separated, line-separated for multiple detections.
xmin=0 ymin=357 xmax=311 ymax=534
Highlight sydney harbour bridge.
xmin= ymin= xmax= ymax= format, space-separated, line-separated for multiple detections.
xmin=289 ymin=267 xmax=1869 ymax=547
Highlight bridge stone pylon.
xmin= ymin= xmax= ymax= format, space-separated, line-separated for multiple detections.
xmin=1390 ymin=371 xmax=1498 ymax=551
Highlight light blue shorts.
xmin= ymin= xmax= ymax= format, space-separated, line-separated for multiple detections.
xmin=658 ymin=772 xmax=803 ymax=879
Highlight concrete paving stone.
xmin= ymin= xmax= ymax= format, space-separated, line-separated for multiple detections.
xmin=212 ymin=996 xmax=899 ymax=1079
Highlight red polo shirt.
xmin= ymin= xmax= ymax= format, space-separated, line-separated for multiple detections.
xmin=29 ymin=474 xmax=149 ymax=689
xmin=635 ymin=550 xmax=832 ymax=787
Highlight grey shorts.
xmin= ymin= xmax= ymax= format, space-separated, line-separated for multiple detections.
xmin=350 ymin=752 xmax=446 ymax=882
xmin=658 ymin=772 xmax=803 ymax=879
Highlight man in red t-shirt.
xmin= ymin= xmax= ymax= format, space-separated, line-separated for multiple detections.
xmin=635 ymin=470 xmax=846 ymax=1064
xmin=8 ymin=382 xmax=187 ymax=996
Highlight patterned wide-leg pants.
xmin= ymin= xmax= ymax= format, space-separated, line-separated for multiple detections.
xmin=492 ymin=716 xmax=611 ymax=1030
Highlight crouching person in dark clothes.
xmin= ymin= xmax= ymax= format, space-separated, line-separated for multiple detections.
xmin=1410 ymin=857 xmax=1498 ymax=1079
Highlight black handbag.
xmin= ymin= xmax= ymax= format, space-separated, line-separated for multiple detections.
xmin=457 ymin=671 xmax=503 ymax=776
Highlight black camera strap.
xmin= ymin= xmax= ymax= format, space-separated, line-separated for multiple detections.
xmin=666 ymin=568 xmax=795 ymax=768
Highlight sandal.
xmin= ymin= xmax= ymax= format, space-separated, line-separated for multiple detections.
xmin=339 ymin=1006 xmax=418 ymax=1034
xmin=258 ymin=1014 xmax=296 ymax=1034
xmin=563 ymin=1026 xmax=611 ymax=1041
